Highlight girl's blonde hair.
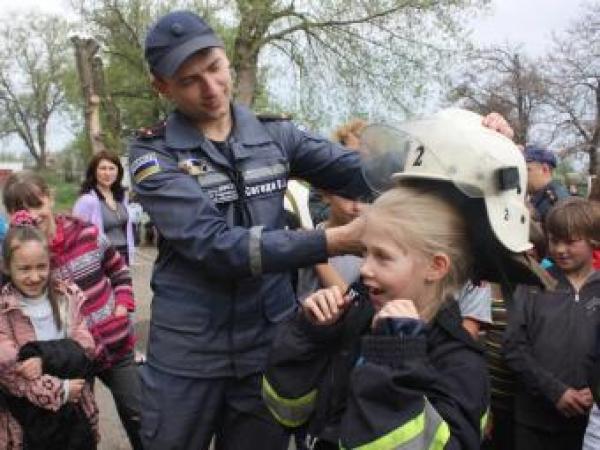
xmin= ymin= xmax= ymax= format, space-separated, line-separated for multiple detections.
xmin=364 ymin=183 xmax=473 ymax=316
xmin=332 ymin=118 xmax=367 ymax=146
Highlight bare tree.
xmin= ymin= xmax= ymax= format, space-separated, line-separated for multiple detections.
xmin=449 ymin=45 xmax=547 ymax=145
xmin=227 ymin=0 xmax=486 ymax=126
xmin=0 ymin=15 xmax=71 ymax=168
xmin=76 ymin=0 xmax=485 ymax=131
xmin=543 ymin=1 xmax=600 ymax=174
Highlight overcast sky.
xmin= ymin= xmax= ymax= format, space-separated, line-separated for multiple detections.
xmin=470 ymin=0 xmax=581 ymax=56
xmin=1 ymin=0 xmax=580 ymax=54
xmin=0 ymin=0 xmax=585 ymax=153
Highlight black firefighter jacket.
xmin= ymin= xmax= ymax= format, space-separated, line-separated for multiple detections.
xmin=262 ymin=284 xmax=490 ymax=449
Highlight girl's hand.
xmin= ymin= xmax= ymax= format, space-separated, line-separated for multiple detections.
xmin=372 ymin=299 xmax=419 ymax=330
xmin=114 ymin=304 xmax=128 ymax=318
xmin=302 ymin=286 xmax=351 ymax=326
xmin=16 ymin=357 xmax=43 ymax=380
xmin=68 ymin=379 xmax=86 ymax=403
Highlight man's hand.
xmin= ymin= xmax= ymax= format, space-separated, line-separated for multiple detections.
xmin=371 ymin=299 xmax=419 ymax=330
xmin=302 ymin=286 xmax=351 ymax=326
xmin=556 ymin=388 xmax=588 ymax=417
xmin=68 ymin=379 xmax=86 ymax=403
xmin=482 ymin=112 xmax=514 ymax=140
xmin=114 ymin=304 xmax=128 ymax=318
xmin=325 ymin=216 xmax=366 ymax=256
xmin=16 ymin=357 xmax=42 ymax=380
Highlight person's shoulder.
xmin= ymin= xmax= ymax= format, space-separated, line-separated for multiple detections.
xmin=256 ymin=112 xmax=293 ymax=123
xmin=434 ymin=301 xmax=483 ymax=351
xmin=134 ymin=120 xmax=167 ymax=141
xmin=544 ymin=180 xmax=569 ymax=203
xmin=75 ymin=191 xmax=97 ymax=207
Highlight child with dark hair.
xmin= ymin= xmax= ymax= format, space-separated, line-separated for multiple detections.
xmin=505 ymin=197 xmax=600 ymax=450
xmin=0 ymin=215 xmax=98 ymax=449
xmin=2 ymin=171 xmax=141 ymax=449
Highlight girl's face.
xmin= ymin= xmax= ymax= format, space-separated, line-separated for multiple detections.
xmin=360 ymin=224 xmax=430 ymax=312
xmin=9 ymin=240 xmax=50 ymax=298
xmin=324 ymin=193 xmax=366 ymax=227
xmin=96 ymin=159 xmax=119 ymax=190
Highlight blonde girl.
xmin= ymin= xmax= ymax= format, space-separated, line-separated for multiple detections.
xmin=262 ymin=109 xmax=544 ymax=450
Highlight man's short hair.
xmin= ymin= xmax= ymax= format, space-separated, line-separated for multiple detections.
xmin=545 ymin=197 xmax=600 ymax=246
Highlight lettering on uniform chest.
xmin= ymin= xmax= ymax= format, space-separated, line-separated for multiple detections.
xmin=178 ymin=156 xmax=288 ymax=204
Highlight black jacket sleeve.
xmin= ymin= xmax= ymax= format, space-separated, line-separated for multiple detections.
xmin=262 ymin=311 xmax=345 ymax=428
xmin=18 ymin=339 xmax=94 ymax=379
xmin=340 ymin=328 xmax=488 ymax=450
xmin=503 ymin=285 xmax=567 ymax=404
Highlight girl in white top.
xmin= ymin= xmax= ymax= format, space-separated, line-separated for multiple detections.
xmin=0 ymin=212 xmax=99 ymax=449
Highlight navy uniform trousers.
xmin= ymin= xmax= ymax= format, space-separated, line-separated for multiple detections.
xmin=140 ymin=364 xmax=289 ymax=450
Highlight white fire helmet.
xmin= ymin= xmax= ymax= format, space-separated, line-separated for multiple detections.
xmin=360 ymin=108 xmax=531 ymax=254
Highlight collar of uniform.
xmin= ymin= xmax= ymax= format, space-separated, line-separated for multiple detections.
xmin=230 ymin=103 xmax=275 ymax=146
xmin=165 ymin=105 xmax=274 ymax=150
xmin=165 ymin=110 xmax=206 ymax=150
xmin=531 ymin=180 xmax=553 ymax=206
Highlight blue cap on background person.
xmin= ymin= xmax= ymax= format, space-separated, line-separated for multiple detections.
xmin=523 ymin=145 xmax=557 ymax=168
xmin=145 ymin=10 xmax=224 ymax=77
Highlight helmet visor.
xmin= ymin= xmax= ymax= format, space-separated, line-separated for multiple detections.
xmin=360 ymin=122 xmax=521 ymax=199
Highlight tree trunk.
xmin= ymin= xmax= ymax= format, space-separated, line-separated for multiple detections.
xmin=233 ymin=50 xmax=259 ymax=107
xmin=233 ymin=0 xmax=273 ymax=107
xmin=72 ymin=36 xmax=105 ymax=155
xmin=589 ymin=144 xmax=598 ymax=176
xmin=92 ymin=55 xmax=122 ymax=152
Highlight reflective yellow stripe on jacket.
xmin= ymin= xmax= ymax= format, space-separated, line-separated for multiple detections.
xmin=261 ymin=376 xmax=317 ymax=428
xmin=341 ymin=399 xmax=450 ymax=450
xmin=480 ymin=408 xmax=490 ymax=440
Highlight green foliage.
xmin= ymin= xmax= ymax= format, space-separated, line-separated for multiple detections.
xmin=75 ymin=0 xmax=241 ymax=136
xmin=39 ymin=169 xmax=79 ymax=214
xmin=0 ymin=14 xmax=72 ymax=167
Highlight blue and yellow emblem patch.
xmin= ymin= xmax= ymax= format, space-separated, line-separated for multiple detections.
xmin=131 ymin=153 xmax=161 ymax=183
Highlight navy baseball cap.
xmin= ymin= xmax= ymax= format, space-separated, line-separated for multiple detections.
xmin=524 ymin=145 xmax=557 ymax=168
xmin=145 ymin=10 xmax=224 ymax=77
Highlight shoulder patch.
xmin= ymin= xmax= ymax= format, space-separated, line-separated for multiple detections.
xmin=131 ymin=152 xmax=161 ymax=183
xmin=256 ymin=112 xmax=292 ymax=122
xmin=136 ymin=120 xmax=166 ymax=139
xmin=544 ymin=188 xmax=558 ymax=204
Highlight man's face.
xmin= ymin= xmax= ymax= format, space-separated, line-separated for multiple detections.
xmin=155 ymin=48 xmax=232 ymax=123
xmin=526 ymin=162 xmax=551 ymax=194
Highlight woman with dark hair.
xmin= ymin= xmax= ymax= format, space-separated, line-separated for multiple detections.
xmin=73 ymin=151 xmax=134 ymax=264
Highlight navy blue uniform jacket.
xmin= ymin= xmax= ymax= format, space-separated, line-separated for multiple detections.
xmin=128 ymin=104 xmax=369 ymax=377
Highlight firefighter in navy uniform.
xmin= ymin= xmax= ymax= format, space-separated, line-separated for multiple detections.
xmin=524 ymin=145 xmax=569 ymax=224
xmin=130 ymin=10 xmax=372 ymax=450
